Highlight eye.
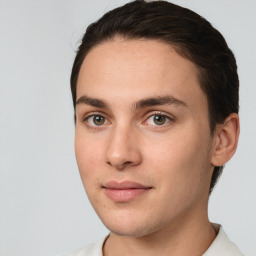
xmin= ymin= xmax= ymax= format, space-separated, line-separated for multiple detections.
xmin=146 ymin=114 xmax=172 ymax=126
xmin=86 ymin=115 xmax=108 ymax=126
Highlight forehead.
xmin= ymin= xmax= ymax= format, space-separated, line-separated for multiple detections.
xmin=76 ymin=38 xmax=206 ymax=111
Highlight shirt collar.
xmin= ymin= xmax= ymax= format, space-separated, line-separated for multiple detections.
xmin=203 ymin=223 xmax=244 ymax=256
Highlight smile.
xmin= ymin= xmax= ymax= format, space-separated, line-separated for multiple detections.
xmin=103 ymin=181 xmax=152 ymax=203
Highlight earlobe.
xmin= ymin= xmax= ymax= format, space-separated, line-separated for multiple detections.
xmin=211 ymin=113 xmax=240 ymax=167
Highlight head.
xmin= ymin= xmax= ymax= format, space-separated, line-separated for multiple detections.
xmin=71 ymin=0 xmax=239 ymax=236
xmin=71 ymin=0 xmax=239 ymax=193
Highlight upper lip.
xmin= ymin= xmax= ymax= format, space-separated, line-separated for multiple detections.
xmin=103 ymin=181 xmax=152 ymax=190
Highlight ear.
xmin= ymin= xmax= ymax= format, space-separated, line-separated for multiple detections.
xmin=211 ymin=113 xmax=240 ymax=167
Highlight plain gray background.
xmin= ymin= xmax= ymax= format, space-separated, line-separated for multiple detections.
xmin=0 ymin=0 xmax=255 ymax=255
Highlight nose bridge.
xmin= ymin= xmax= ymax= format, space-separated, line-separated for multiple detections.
xmin=105 ymin=121 xmax=141 ymax=169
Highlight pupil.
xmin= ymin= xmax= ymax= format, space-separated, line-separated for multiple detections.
xmin=94 ymin=115 xmax=104 ymax=125
xmin=154 ymin=115 xmax=166 ymax=125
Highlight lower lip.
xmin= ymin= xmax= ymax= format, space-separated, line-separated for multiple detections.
xmin=104 ymin=188 xmax=150 ymax=202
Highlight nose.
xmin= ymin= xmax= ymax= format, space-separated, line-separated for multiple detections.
xmin=105 ymin=125 xmax=142 ymax=170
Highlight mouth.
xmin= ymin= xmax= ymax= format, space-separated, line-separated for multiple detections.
xmin=102 ymin=181 xmax=153 ymax=203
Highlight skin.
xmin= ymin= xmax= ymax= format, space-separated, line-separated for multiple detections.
xmin=75 ymin=38 xmax=239 ymax=256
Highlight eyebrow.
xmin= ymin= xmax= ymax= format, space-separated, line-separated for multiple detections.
xmin=76 ymin=95 xmax=107 ymax=108
xmin=134 ymin=96 xmax=187 ymax=109
xmin=76 ymin=95 xmax=187 ymax=109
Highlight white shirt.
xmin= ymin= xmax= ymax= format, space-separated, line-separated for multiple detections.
xmin=61 ymin=225 xmax=244 ymax=256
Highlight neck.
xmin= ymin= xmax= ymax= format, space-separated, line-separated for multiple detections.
xmin=103 ymin=209 xmax=216 ymax=256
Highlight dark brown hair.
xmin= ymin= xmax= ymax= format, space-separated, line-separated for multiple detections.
xmin=70 ymin=0 xmax=239 ymax=193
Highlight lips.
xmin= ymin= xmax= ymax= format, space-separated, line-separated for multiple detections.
xmin=103 ymin=181 xmax=152 ymax=202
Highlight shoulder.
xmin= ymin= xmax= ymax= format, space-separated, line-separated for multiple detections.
xmin=59 ymin=236 xmax=107 ymax=256
xmin=203 ymin=224 xmax=245 ymax=256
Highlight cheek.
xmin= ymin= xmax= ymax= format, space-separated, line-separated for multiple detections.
xmin=146 ymin=133 xmax=199 ymax=166
xmin=75 ymin=133 xmax=104 ymax=203
xmin=145 ymin=137 xmax=211 ymax=216
xmin=145 ymin=129 xmax=210 ymax=191
xmin=75 ymin=130 xmax=102 ymax=180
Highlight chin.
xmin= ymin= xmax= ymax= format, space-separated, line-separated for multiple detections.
xmin=106 ymin=224 xmax=154 ymax=237
xmin=99 ymin=211 xmax=166 ymax=238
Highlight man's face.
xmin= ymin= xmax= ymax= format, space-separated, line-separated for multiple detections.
xmin=75 ymin=39 xmax=215 ymax=237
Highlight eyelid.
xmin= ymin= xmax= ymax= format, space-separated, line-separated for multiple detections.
xmin=143 ymin=111 xmax=175 ymax=125
xmin=79 ymin=110 xmax=174 ymax=128
xmin=81 ymin=111 xmax=109 ymax=121
xmin=80 ymin=111 xmax=111 ymax=129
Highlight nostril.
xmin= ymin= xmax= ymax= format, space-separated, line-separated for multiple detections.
xmin=122 ymin=161 xmax=132 ymax=166
xmin=107 ymin=160 xmax=133 ymax=170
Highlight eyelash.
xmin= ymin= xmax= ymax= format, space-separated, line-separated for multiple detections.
xmin=81 ymin=111 xmax=174 ymax=129
xmin=82 ymin=112 xmax=110 ymax=128
xmin=143 ymin=112 xmax=174 ymax=127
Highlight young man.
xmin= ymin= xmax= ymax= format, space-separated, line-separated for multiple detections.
xmin=64 ymin=1 xmax=242 ymax=255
